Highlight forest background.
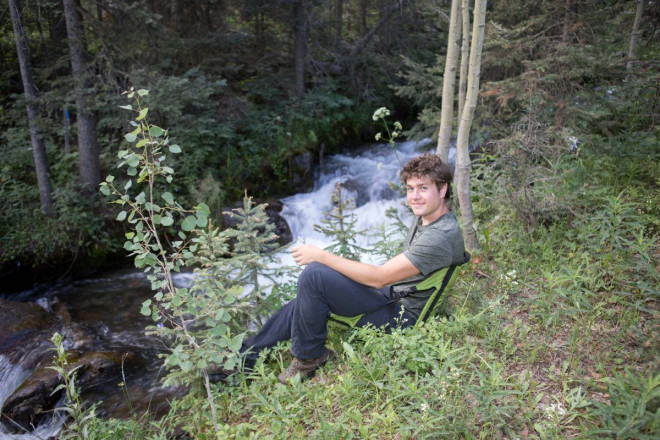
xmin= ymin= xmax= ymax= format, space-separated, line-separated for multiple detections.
xmin=0 ymin=0 xmax=657 ymax=284
xmin=1 ymin=0 xmax=659 ymax=438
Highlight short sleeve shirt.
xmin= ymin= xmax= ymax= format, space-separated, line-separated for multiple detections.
xmin=391 ymin=211 xmax=466 ymax=319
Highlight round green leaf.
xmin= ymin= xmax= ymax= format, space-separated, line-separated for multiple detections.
xmin=162 ymin=192 xmax=175 ymax=205
xmin=124 ymin=133 xmax=137 ymax=142
xmin=169 ymin=144 xmax=182 ymax=154
xmin=181 ymin=216 xmax=197 ymax=231
xmin=161 ymin=215 xmax=174 ymax=226
xmin=149 ymin=126 xmax=164 ymax=137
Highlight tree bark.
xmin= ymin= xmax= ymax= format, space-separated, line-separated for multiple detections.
xmin=9 ymin=0 xmax=53 ymax=215
xmin=437 ymin=0 xmax=461 ymax=162
xmin=627 ymin=0 xmax=644 ymax=71
xmin=335 ymin=0 xmax=343 ymax=51
xmin=62 ymin=0 xmax=101 ymax=188
xmin=293 ymin=0 xmax=308 ymax=99
xmin=457 ymin=0 xmax=470 ymax=121
xmin=455 ymin=0 xmax=486 ymax=251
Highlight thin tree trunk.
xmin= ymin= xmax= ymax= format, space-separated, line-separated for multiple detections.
xmin=359 ymin=0 xmax=368 ymax=36
xmin=627 ymin=0 xmax=644 ymax=70
xmin=437 ymin=0 xmax=461 ymax=162
xmin=457 ymin=0 xmax=470 ymax=120
xmin=562 ymin=0 xmax=572 ymax=44
xmin=335 ymin=0 xmax=343 ymax=51
xmin=455 ymin=0 xmax=486 ymax=251
xmin=293 ymin=0 xmax=307 ymax=98
xmin=9 ymin=0 xmax=53 ymax=215
xmin=62 ymin=0 xmax=101 ymax=188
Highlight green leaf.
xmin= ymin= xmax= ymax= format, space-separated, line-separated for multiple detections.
xmin=105 ymin=175 xmax=115 ymax=183
xmin=182 ymin=216 xmax=197 ymax=231
xmin=169 ymin=144 xmax=182 ymax=154
xmin=196 ymin=203 xmax=211 ymax=216
xmin=127 ymin=167 xmax=137 ymax=176
xmin=136 ymin=108 xmax=149 ymax=121
xmin=99 ymin=185 xmax=110 ymax=196
xmin=124 ymin=179 xmax=132 ymax=190
xmin=119 ymin=104 xmax=132 ymax=110
xmin=136 ymin=192 xmax=146 ymax=204
xmin=149 ymin=126 xmax=164 ymax=137
xmin=140 ymin=299 xmax=152 ymax=316
xmin=162 ymin=192 xmax=175 ymax=205
xmin=137 ymin=89 xmax=149 ymax=96
xmin=136 ymin=139 xmax=148 ymax=149
xmin=117 ymin=211 xmax=127 ymax=221
xmin=153 ymin=214 xmax=162 ymax=225
xmin=124 ymin=133 xmax=137 ymax=143
xmin=161 ymin=215 xmax=174 ymax=227
xmin=196 ymin=215 xmax=208 ymax=227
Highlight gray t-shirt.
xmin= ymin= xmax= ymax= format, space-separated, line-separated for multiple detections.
xmin=392 ymin=211 xmax=466 ymax=319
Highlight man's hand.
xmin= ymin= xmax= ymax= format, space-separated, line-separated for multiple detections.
xmin=292 ymin=244 xmax=324 ymax=266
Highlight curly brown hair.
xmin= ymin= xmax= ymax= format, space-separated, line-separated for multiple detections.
xmin=399 ymin=153 xmax=453 ymax=200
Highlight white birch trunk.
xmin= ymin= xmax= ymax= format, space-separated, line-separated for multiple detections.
xmin=457 ymin=0 xmax=470 ymax=120
xmin=436 ymin=0 xmax=461 ymax=162
xmin=455 ymin=0 xmax=486 ymax=251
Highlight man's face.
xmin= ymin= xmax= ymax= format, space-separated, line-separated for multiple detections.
xmin=405 ymin=176 xmax=447 ymax=225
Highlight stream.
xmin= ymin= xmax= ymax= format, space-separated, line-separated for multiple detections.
xmin=0 ymin=139 xmax=436 ymax=439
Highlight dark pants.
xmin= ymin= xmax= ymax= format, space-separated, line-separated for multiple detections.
xmin=240 ymin=262 xmax=415 ymax=368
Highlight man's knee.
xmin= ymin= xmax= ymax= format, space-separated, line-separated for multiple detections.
xmin=298 ymin=262 xmax=335 ymax=295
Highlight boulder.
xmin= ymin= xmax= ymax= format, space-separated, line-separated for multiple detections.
xmin=1 ymin=351 xmax=121 ymax=433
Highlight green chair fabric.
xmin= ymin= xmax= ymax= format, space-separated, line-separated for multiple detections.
xmin=328 ymin=252 xmax=470 ymax=329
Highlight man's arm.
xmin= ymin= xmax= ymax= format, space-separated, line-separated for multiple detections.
xmin=292 ymin=244 xmax=419 ymax=289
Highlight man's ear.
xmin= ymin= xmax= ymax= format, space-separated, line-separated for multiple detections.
xmin=439 ymin=182 xmax=448 ymax=199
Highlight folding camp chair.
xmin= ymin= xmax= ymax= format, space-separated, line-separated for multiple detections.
xmin=328 ymin=252 xmax=471 ymax=329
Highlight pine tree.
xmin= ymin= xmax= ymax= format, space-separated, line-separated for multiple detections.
xmin=314 ymin=182 xmax=366 ymax=261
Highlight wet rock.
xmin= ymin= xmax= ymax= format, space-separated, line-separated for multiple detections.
xmin=1 ymin=351 xmax=120 ymax=434
xmin=0 ymin=299 xmax=61 ymax=367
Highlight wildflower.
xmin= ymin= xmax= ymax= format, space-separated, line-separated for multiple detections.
xmin=545 ymin=402 xmax=566 ymax=419
xmin=394 ymin=121 xmax=402 ymax=131
xmin=567 ymin=136 xmax=579 ymax=152
xmin=372 ymin=107 xmax=390 ymax=121
xmin=375 ymin=133 xmax=382 ymax=141
xmin=420 ymin=403 xmax=428 ymax=412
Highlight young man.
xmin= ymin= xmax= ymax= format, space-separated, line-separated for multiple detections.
xmin=238 ymin=152 xmax=466 ymax=383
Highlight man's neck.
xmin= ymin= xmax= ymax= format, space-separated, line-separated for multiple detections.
xmin=421 ymin=203 xmax=449 ymax=225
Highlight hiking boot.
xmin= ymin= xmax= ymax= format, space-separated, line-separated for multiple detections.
xmin=277 ymin=348 xmax=335 ymax=384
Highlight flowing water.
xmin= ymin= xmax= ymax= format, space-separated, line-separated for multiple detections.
xmin=0 ymin=139 xmax=435 ymax=438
